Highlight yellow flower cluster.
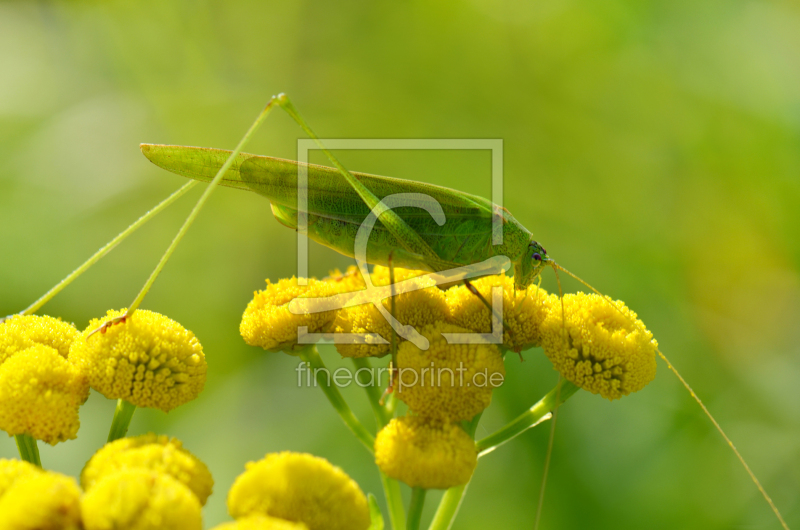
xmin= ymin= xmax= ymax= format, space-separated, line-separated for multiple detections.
xmin=69 ymin=309 xmax=207 ymax=412
xmin=81 ymin=433 xmax=214 ymax=505
xmin=241 ymin=276 xmax=341 ymax=353
xmin=539 ymin=293 xmax=657 ymax=400
xmin=0 ymin=314 xmax=78 ymax=364
xmin=333 ymin=266 xmax=449 ymax=358
xmin=228 ymin=452 xmax=370 ymax=530
xmin=0 ymin=465 xmax=82 ymax=530
xmin=374 ymin=416 xmax=477 ymax=489
xmin=211 ymin=515 xmax=309 ymax=530
xmin=81 ymin=468 xmax=202 ymax=530
xmin=446 ymin=274 xmax=553 ymax=352
xmin=0 ymin=458 xmax=40 ymax=496
xmin=0 ymin=344 xmax=89 ymax=444
xmin=396 ymin=322 xmax=505 ymax=422
xmin=240 ymin=266 xmax=450 ymax=357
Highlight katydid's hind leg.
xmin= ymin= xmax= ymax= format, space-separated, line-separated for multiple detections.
xmin=273 ymin=94 xmax=440 ymax=261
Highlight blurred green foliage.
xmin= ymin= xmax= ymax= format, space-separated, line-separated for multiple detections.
xmin=1 ymin=0 xmax=799 ymax=528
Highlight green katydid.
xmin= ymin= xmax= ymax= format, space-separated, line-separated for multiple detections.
xmin=138 ymin=94 xmax=787 ymax=530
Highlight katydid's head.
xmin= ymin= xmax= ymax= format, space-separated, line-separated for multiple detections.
xmin=514 ymin=238 xmax=550 ymax=290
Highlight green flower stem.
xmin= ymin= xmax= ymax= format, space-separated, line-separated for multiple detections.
xmin=126 ymin=98 xmax=278 ymax=315
xmin=107 ymin=399 xmax=137 ymax=443
xmin=407 ymin=487 xmax=427 ymax=530
xmin=350 ymin=358 xmax=405 ymax=529
xmin=381 ymin=470 xmax=407 ymax=530
xmin=428 ymin=484 xmax=467 ymax=530
xmin=352 ymin=357 xmax=391 ymax=426
xmin=17 ymin=181 xmax=196 ymax=317
xmin=475 ymin=380 xmax=579 ymax=455
xmin=15 ymin=434 xmax=41 ymax=467
xmin=299 ymin=346 xmax=375 ymax=452
xmin=427 ymin=412 xmax=483 ymax=530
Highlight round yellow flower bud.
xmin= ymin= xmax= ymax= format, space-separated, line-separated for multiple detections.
xmin=240 ymin=277 xmax=339 ymax=352
xmin=446 ymin=274 xmax=553 ymax=352
xmin=396 ymin=322 xmax=505 ymax=422
xmin=539 ymin=292 xmax=657 ymax=400
xmin=228 ymin=452 xmax=370 ymax=530
xmin=69 ymin=309 xmax=207 ymax=412
xmin=374 ymin=416 xmax=477 ymax=489
xmin=332 ymin=267 xmax=449 ymax=358
xmin=0 ymin=344 xmax=89 ymax=444
xmin=0 ymin=314 xmax=78 ymax=364
xmin=0 ymin=471 xmax=82 ymax=530
xmin=81 ymin=469 xmax=202 ymax=530
xmin=81 ymin=433 xmax=213 ymax=505
xmin=210 ymin=515 xmax=309 ymax=530
xmin=0 ymin=459 xmax=41 ymax=498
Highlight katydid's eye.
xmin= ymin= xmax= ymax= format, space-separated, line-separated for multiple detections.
xmin=532 ymin=253 xmax=542 ymax=261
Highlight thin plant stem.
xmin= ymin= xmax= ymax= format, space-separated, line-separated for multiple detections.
xmin=381 ymin=470 xmax=407 ymax=530
xmin=17 ymin=181 xmax=196 ymax=317
xmin=407 ymin=487 xmax=427 ymax=530
xmin=14 ymin=434 xmax=41 ymax=467
xmin=107 ymin=399 xmax=137 ymax=442
xmin=125 ymin=99 xmax=278 ymax=316
xmin=475 ymin=380 xmax=578 ymax=455
xmin=428 ymin=484 xmax=467 ymax=530
xmin=427 ymin=412 xmax=483 ymax=530
xmin=299 ymin=346 xmax=375 ymax=452
xmin=534 ymin=377 xmax=562 ymax=530
xmin=352 ymin=357 xmax=391 ymax=426
xmin=351 ymin=358 xmax=404 ymax=529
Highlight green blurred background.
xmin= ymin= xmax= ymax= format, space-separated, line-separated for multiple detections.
xmin=1 ymin=0 xmax=799 ymax=528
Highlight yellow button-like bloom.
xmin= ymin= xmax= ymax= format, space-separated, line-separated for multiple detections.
xmin=0 ymin=314 xmax=78 ymax=364
xmin=0 ymin=344 xmax=89 ymax=445
xmin=240 ymin=277 xmax=340 ymax=352
xmin=396 ymin=322 xmax=505 ymax=422
xmin=374 ymin=415 xmax=477 ymax=489
xmin=0 ymin=459 xmax=41 ymax=497
xmin=0 ymin=471 xmax=82 ymax=530
xmin=332 ymin=266 xmax=449 ymax=358
xmin=69 ymin=309 xmax=207 ymax=412
xmin=210 ymin=515 xmax=309 ymax=530
xmin=81 ymin=433 xmax=213 ymax=505
xmin=446 ymin=274 xmax=553 ymax=352
xmin=81 ymin=469 xmax=202 ymax=530
xmin=539 ymin=293 xmax=657 ymax=400
xmin=228 ymin=452 xmax=370 ymax=530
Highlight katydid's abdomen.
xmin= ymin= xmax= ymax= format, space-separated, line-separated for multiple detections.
xmin=141 ymin=144 xmax=532 ymax=272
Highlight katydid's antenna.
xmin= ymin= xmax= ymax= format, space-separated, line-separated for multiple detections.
xmin=551 ymin=261 xmax=790 ymax=530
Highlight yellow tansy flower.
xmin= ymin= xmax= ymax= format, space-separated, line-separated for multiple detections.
xmin=81 ymin=469 xmax=202 ymax=530
xmin=539 ymin=292 xmax=657 ymax=400
xmin=446 ymin=274 xmax=553 ymax=352
xmin=396 ymin=322 xmax=505 ymax=422
xmin=69 ymin=309 xmax=207 ymax=412
xmin=0 ymin=344 xmax=89 ymax=445
xmin=210 ymin=515 xmax=309 ymax=530
xmin=0 ymin=459 xmax=41 ymax=497
xmin=374 ymin=415 xmax=477 ymax=489
xmin=82 ymin=433 xmax=213 ymax=505
xmin=0 ymin=314 xmax=78 ymax=364
xmin=228 ymin=452 xmax=370 ymax=530
xmin=240 ymin=277 xmax=339 ymax=352
xmin=332 ymin=267 xmax=449 ymax=358
xmin=0 ymin=471 xmax=82 ymax=530
xmin=324 ymin=266 xmax=367 ymax=293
